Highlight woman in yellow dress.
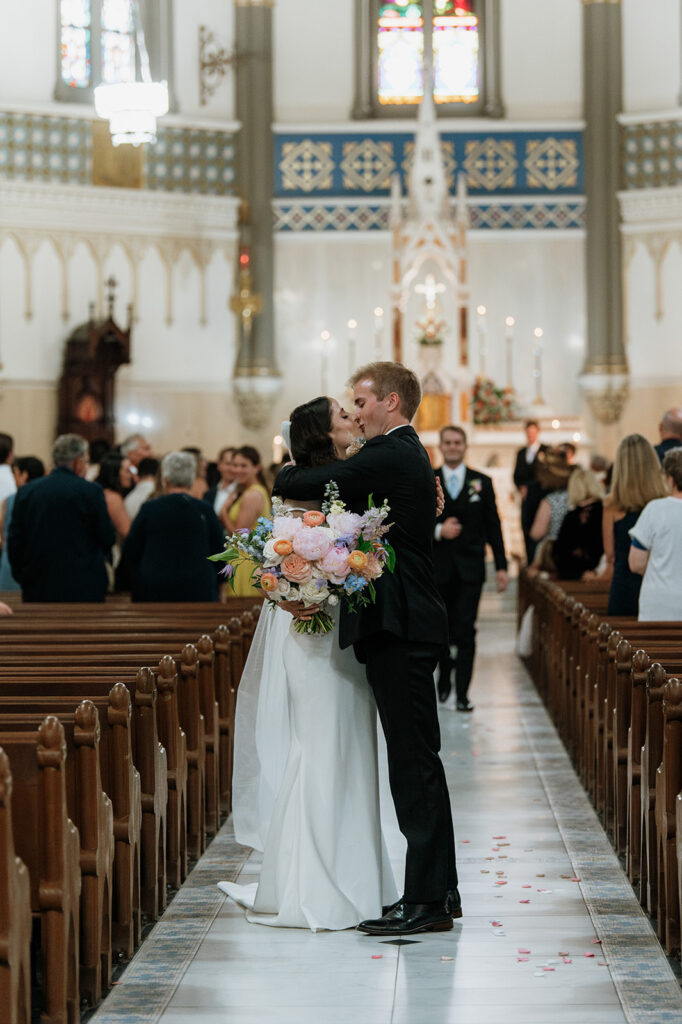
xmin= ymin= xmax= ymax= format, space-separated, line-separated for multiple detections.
xmin=222 ymin=445 xmax=271 ymax=597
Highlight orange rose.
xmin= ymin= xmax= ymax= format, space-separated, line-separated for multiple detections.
xmin=302 ymin=510 xmax=326 ymax=527
xmin=273 ymin=538 xmax=294 ymax=556
xmin=347 ymin=550 xmax=368 ymax=571
xmin=260 ymin=572 xmax=279 ymax=593
xmin=281 ymin=553 xmax=313 ymax=584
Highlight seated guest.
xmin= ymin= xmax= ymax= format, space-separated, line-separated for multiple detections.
xmin=629 ymin=448 xmax=682 ymax=620
xmin=595 ymin=434 xmax=666 ymax=615
xmin=124 ymin=457 xmax=159 ymax=521
xmin=654 ymin=407 xmax=682 ymax=463
xmin=9 ymin=434 xmax=114 ymax=602
xmin=120 ymin=451 xmax=224 ymax=602
xmin=553 ymin=468 xmax=605 ymax=580
xmin=203 ymin=446 xmax=237 ymax=519
xmin=224 ymin=445 xmax=271 ymax=597
xmin=0 ymin=456 xmax=45 ymax=591
xmin=529 ymin=449 xmax=573 ymax=566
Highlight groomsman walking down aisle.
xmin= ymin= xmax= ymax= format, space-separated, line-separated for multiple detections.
xmin=434 ymin=425 xmax=508 ymax=710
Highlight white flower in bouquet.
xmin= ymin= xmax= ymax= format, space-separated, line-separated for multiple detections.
xmin=262 ymin=538 xmax=284 ymax=567
xmin=327 ymin=593 xmax=339 ymax=606
xmin=277 ymin=578 xmax=292 ymax=597
xmin=299 ymin=577 xmax=331 ymax=606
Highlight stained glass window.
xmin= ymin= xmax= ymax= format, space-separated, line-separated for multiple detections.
xmin=60 ymin=0 xmax=92 ymax=89
xmin=101 ymin=0 xmax=136 ymax=84
xmin=378 ymin=2 xmax=424 ymax=106
xmin=375 ymin=0 xmax=480 ymax=109
xmin=433 ymin=0 xmax=479 ymax=104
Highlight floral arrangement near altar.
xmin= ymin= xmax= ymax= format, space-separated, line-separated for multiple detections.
xmin=209 ymin=482 xmax=395 ymax=634
xmin=472 ymin=377 xmax=516 ymax=425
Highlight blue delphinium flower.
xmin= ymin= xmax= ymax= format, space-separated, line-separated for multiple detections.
xmin=343 ymin=574 xmax=368 ymax=595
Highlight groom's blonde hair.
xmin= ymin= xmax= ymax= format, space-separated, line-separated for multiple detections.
xmin=348 ymin=362 xmax=422 ymax=421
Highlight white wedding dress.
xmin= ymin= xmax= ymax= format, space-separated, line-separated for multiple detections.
xmin=218 ymin=602 xmax=399 ymax=931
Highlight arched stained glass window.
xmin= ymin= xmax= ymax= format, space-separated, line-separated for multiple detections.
xmin=55 ymin=0 xmax=173 ymax=105
xmin=354 ymin=0 xmax=502 ymax=119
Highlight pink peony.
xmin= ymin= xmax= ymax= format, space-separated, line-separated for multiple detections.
xmin=359 ymin=553 xmax=383 ymax=580
xmin=326 ymin=511 xmax=362 ymax=541
xmin=292 ymin=526 xmax=332 ymax=561
xmin=272 ymin=516 xmax=303 ymax=541
xmin=316 ymin=546 xmax=351 ymax=584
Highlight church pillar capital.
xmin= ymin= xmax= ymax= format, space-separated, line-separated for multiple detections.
xmin=581 ymin=0 xmax=628 ymax=423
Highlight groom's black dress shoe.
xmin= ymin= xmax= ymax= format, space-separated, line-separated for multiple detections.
xmin=383 ymin=889 xmax=462 ymax=920
xmin=437 ymin=663 xmax=452 ymax=703
xmin=456 ymin=697 xmax=474 ymax=712
xmin=358 ymin=900 xmax=454 ymax=936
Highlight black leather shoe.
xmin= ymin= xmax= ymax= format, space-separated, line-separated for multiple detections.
xmin=456 ymin=698 xmax=474 ymax=712
xmin=437 ymin=665 xmax=452 ymax=703
xmin=381 ymin=896 xmax=403 ymax=916
xmin=446 ymin=888 xmax=463 ymax=919
xmin=358 ymin=900 xmax=453 ymax=936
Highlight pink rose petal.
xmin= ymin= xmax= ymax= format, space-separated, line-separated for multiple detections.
xmin=584 ymin=952 xmax=595 ymax=958
xmin=517 ymin=956 xmax=530 ymax=962
xmin=563 ymin=957 xmax=572 ymax=964
xmin=519 ymin=899 xmax=531 ymax=904
xmin=518 ymin=948 xmax=531 ymax=954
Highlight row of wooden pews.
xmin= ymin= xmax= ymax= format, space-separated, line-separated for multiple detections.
xmin=521 ymin=571 xmax=682 ymax=960
xmin=0 ymin=597 xmax=263 ymax=1024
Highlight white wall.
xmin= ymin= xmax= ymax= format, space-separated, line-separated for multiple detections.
xmin=622 ymin=0 xmax=681 ymax=114
xmin=500 ymin=0 xmax=582 ymax=121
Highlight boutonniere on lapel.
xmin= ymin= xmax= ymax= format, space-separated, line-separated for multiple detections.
xmin=467 ymin=478 xmax=482 ymax=502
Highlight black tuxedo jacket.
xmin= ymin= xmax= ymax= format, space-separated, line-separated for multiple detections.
xmin=434 ymin=467 xmax=507 ymax=585
xmin=274 ymin=425 xmax=448 ymax=651
xmin=9 ymin=466 xmax=115 ymax=602
xmin=513 ymin=444 xmax=549 ymax=491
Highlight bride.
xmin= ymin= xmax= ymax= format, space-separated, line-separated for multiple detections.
xmin=218 ymin=395 xmax=399 ymax=931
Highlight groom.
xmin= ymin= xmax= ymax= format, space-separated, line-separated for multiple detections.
xmin=275 ymin=361 xmax=460 ymax=935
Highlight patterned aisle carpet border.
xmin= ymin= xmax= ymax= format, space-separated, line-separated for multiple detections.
xmin=89 ymin=822 xmax=250 ymax=1024
xmin=520 ymin=685 xmax=682 ymax=1024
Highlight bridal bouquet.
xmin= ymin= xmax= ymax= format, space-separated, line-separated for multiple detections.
xmin=209 ymin=482 xmax=395 ymax=634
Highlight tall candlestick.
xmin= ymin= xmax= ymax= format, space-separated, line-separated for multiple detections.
xmin=373 ymin=307 xmax=384 ymax=360
xmin=347 ymin=318 xmax=358 ymax=374
xmin=476 ymin=304 xmax=487 ymax=378
xmin=272 ymin=433 xmax=284 ymax=464
xmin=504 ymin=315 xmax=515 ymax=390
xmin=532 ymin=326 xmax=544 ymax=405
xmin=320 ymin=330 xmax=331 ymax=394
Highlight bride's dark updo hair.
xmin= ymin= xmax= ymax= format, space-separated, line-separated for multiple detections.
xmin=289 ymin=396 xmax=337 ymax=467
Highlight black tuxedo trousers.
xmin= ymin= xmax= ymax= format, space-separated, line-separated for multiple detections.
xmin=363 ymin=632 xmax=458 ymax=903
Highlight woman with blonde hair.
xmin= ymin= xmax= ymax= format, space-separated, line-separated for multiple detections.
xmin=602 ymin=434 xmax=666 ymax=615
xmin=629 ymin=447 xmax=682 ymax=620
xmin=553 ymin=468 xmax=605 ymax=580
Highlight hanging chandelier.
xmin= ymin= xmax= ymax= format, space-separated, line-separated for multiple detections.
xmin=94 ymin=0 xmax=168 ymax=146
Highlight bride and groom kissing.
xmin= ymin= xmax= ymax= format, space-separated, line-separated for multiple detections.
xmin=219 ymin=360 xmax=460 ymax=936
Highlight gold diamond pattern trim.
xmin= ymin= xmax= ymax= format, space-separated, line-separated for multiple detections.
xmin=340 ymin=139 xmax=395 ymax=192
xmin=279 ymin=139 xmax=334 ymax=192
xmin=525 ymin=137 xmax=579 ymax=191
xmin=401 ymin=140 xmax=456 ymax=190
xmin=463 ymin=138 xmax=517 ymax=191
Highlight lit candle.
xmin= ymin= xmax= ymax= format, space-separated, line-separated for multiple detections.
xmin=373 ymin=307 xmax=384 ymax=360
xmin=476 ymin=305 xmax=487 ymax=378
xmin=504 ymin=316 xmax=515 ymax=390
xmin=347 ymin=318 xmax=358 ymax=373
xmin=320 ymin=330 xmax=331 ymax=393
xmin=272 ymin=434 xmax=284 ymax=463
xmin=533 ymin=327 xmax=544 ymax=405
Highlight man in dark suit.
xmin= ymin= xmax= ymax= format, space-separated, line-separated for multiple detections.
xmin=513 ymin=419 xmax=548 ymax=563
xmin=434 ymin=426 xmax=508 ymax=711
xmin=276 ymin=362 xmax=459 ymax=937
xmin=654 ymin=407 xmax=682 ymax=463
xmin=9 ymin=433 xmax=115 ymax=602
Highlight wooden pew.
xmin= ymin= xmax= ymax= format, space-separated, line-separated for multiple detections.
xmin=0 ymin=718 xmax=81 ymax=1024
xmin=657 ymin=679 xmax=682 ymax=954
xmin=0 ymin=749 xmax=32 ymax=1024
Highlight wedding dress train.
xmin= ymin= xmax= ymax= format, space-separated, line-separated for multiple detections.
xmin=218 ymin=603 xmax=398 ymax=931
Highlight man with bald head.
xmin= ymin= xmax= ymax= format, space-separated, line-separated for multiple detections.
xmin=655 ymin=408 xmax=682 ymax=463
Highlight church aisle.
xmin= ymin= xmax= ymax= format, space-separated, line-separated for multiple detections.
xmin=91 ymin=586 xmax=682 ymax=1024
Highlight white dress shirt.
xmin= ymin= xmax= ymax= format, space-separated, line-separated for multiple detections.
xmin=435 ymin=463 xmax=467 ymax=540
xmin=525 ymin=441 xmax=541 ymax=464
xmin=0 ymin=463 xmax=17 ymax=507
